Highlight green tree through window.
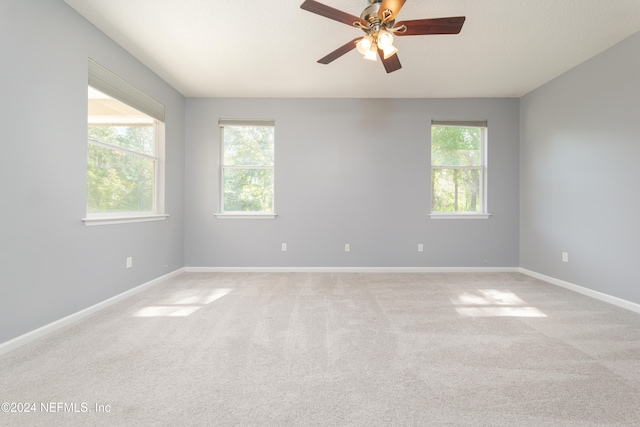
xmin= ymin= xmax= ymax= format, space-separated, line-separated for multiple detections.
xmin=220 ymin=121 xmax=275 ymax=213
xmin=87 ymin=124 xmax=155 ymax=213
xmin=431 ymin=122 xmax=487 ymax=213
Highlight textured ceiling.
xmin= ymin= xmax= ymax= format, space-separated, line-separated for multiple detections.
xmin=64 ymin=0 xmax=640 ymax=98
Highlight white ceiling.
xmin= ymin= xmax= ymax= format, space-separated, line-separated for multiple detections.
xmin=64 ymin=0 xmax=640 ymax=98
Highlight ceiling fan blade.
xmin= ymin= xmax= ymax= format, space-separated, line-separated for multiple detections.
xmin=300 ymin=0 xmax=368 ymax=27
xmin=378 ymin=49 xmax=402 ymax=73
xmin=378 ymin=0 xmax=406 ymax=22
xmin=394 ymin=17 xmax=466 ymax=36
xmin=318 ymin=38 xmax=363 ymax=64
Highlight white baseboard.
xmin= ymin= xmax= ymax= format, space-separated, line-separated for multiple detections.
xmin=0 ymin=268 xmax=185 ymax=356
xmin=185 ymin=266 xmax=521 ymax=273
xmin=519 ymin=268 xmax=640 ymax=315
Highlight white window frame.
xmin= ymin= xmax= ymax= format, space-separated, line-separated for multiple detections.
xmin=215 ymin=119 xmax=276 ymax=219
xmin=429 ymin=120 xmax=491 ymax=220
xmin=83 ymin=59 xmax=167 ymax=226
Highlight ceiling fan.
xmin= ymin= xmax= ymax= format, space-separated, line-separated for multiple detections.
xmin=300 ymin=0 xmax=466 ymax=73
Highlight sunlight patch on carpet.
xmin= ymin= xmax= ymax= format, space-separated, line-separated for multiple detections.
xmin=135 ymin=306 xmax=201 ymax=317
xmin=170 ymin=288 xmax=232 ymax=305
xmin=452 ymin=289 xmax=547 ymax=318
xmin=134 ymin=288 xmax=233 ymax=317
xmin=455 ymin=306 xmax=547 ymax=317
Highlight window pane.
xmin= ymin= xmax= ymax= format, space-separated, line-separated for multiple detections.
xmin=87 ymin=144 xmax=155 ymax=213
xmin=432 ymin=168 xmax=481 ymax=212
xmin=223 ymin=168 xmax=274 ymax=212
xmin=88 ymin=124 xmax=155 ymax=156
xmin=223 ymin=126 xmax=274 ymax=166
xmin=431 ymin=126 xmax=481 ymax=166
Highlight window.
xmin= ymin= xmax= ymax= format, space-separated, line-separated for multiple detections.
xmin=84 ymin=59 xmax=166 ymax=225
xmin=430 ymin=120 xmax=489 ymax=218
xmin=217 ymin=120 xmax=275 ymax=218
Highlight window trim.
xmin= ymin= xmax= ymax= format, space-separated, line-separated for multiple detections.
xmin=214 ymin=213 xmax=277 ymax=220
xmin=428 ymin=213 xmax=491 ymax=220
xmin=85 ymin=59 xmax=166 ymax=225
xmin=82 ymin=214 xmax=169 ymax=226
xmin=430 ymin=120 xmax=490 ymax=218
xmin=218 ymin=119 xmax=276 ymax=218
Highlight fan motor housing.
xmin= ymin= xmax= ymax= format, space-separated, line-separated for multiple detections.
xmin=361 ymin=3 xmax=380 ymax=23
xmin=361 ymin=1 xmax=394 ymax=28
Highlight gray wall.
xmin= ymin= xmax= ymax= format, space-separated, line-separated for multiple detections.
xmin=18 ymin=0 xmax=640 ymax=346
xmin=185 ymin=98 xmax=520 ymax=268
xmin=520 ymin=32 xmax=640 ymax=303
xmin=0 ymin=0 xmax=185 ymax=343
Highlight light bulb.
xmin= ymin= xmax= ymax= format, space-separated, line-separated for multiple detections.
xmin=377 ymin=31 xmax=394 ymax=49
xmin=357 ymin=35 xmax=374 ymax=55
xmin=361 ymin=35 xmax=373 ymax=51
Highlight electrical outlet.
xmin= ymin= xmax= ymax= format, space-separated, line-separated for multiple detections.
xmin=126 ymin=257 xmax=133 ymax=268
xmin=282 ymin=243 xmax=287 ymax=252
xmin=562 ymin=252 xmax=569 ymax=262
xmin=344 ymin=243 xmax=350 ymax=252
xmin=418 ymin=244 xmax=424 ymax=252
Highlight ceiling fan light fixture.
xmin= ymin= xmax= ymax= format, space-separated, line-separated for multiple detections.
xmin=377 ymin=30 xmax=394 ymax=49
xmin=377 ymin=29 xmax=397 ymax=59
xmin=357 ymin=35 xmax=374 ymax=53
xmin=382 ymin=44 xmax=398 ymax=59
xmin=300 ymin=0 xmax=466 ymax=74
xmin=357 ymin=35 xmax=378 ymax=61
xmin=363 ymin=47 xmax=378 ymax=61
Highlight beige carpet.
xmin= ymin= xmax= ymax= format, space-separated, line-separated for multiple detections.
xmin=1 ymin=272 xmax=640 ymax=426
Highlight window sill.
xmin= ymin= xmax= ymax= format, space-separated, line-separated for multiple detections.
xmin=215 ymin=213 xmax=277 ymax=219
xmin=82 ymin=214 xmax=169 ymax=226
xmin=429 ymin=213 xmax=492 ymax=220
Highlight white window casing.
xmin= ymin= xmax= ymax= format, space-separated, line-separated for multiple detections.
xmin=83 ymin=59 xmax=167 ymax=226
xmin=217 ymin=119 xmax=276 ymax=219
xmin=430 ymin=120 xmax=491 ymax=219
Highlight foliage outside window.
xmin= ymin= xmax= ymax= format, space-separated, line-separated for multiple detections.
xmin=87 ymin=86 xmax=164 ymax=216
xmin=431 ymin=121 xmax=487 ymax=214
xmin=220 ymin=120 xmax=275 ymax=215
